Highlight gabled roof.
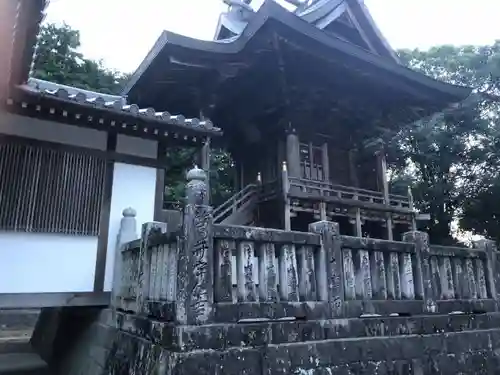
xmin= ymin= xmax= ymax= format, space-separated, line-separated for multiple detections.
xmin=215 ymin=0 xmax=399 ymax=62
xmin=123 ymin=0 xmax=471 ymax=106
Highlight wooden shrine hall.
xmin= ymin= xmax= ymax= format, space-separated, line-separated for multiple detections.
xmin=124 ymin=0 xmax=471 ymax=241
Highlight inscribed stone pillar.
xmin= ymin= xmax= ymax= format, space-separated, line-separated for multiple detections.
xmin=286 ymin=129 xmax=301 ymax=179
xmin=403 ymin=231 xmax=436 ymax=313
xmin=474 ymin=239 xmax=498 ymax=301
xmin=176 ymin=166 xmax=214 ymax=325
xmin=309 ymin=221 xmax=344 ymax=317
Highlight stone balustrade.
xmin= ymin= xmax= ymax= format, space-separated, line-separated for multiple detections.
xmin=111 ymin=167 xmax=499 ymax=324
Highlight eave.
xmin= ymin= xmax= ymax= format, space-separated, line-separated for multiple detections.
xmin=5 ymin=80 xmax=222 ymax=146
xmin=124 ymin=0 xmax=471 ymax=107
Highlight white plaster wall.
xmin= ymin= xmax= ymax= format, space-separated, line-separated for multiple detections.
xmin=0 ymin=233 xmax=98 ymax=293
xmin=0 ymin=116 xmax=158 ymax=294
xmin=0 ymin=112 xmax=107 ymax=149
xmin=104 ymin=162 xmax=157 ymax=291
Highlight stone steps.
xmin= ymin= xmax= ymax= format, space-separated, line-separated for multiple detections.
xmin=0 ymin=352 xmax=48 ymax=375
xmin=0 ymin=310 xmax=39 ymax=338
xmin=0 ymin=311 xmax=49 ymax=375
xmin=108 ymin=325 xmax=500 ymax=374
xmin=0 ymin=338 xmax=48 ymax=375
xmin=116 ymin=309 xmax=500 ymax=352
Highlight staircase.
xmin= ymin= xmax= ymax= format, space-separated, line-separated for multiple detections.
xmin=0 ymin=310 xmax=48 ymax=375
xmin=213 ymin=184 xmax=258 ymax=225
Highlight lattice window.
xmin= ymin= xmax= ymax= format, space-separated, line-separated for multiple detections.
xmin=0 ymin=141 xmax=106 ymax=235
xmin=299 ymin=142 xmax=324 ymax=181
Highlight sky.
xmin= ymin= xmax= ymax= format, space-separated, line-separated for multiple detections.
xmin=44 ymin=0 xmax=500 ymax=74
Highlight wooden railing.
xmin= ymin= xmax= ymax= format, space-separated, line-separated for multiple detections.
xmin=212 ymin=181 xmax=279 ymax=224
xmin=288 ymin=177 xmax=410 ymax=209
xmin=213 ymin=183 xmax=258 ymax=223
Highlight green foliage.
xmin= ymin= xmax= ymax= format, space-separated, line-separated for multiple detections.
xmin=31 ymin=23 xmax=500 ymax=241
xmin=31 ymin=22 xmax=235 ymax=208
xmin=32 ymin=23 xmax=129 ymax=94
xmin=163 ymin=146 xmax=235 ymax=208
xmin=394 ymin=42 xmax=500 ymax=243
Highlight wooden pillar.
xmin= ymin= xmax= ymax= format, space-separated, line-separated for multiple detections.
xmin=350 ymin=214 xmax=363 ymax=237
xmin=408 ymin=186 xmax=417 ymax=232
xmin=286 ymin=129 xmax=301 ymax=179
xmin=348 ymin=149 xmax=359 ymax=187
xmin=376 ymin=148 xmax=393 ymax=241
xmin=322 ymin=142 xmax=330 ymax=181
xmin=282 ymin=161 xmax=291 ymax=231
xmin=200 ymin=137 xmax=211 ymax=203
xmin=319 ymin=202 xmax=327 ymax=221
xmin=94 ymin=133 xmax=116 ymax=292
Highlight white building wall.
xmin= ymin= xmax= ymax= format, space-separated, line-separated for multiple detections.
xmin=0 ymin=233 xmax=98 ymax=293
xmin=0 ymin=115 xmax=158 ymax=294
xmin=104 ymin=165 xmax=157 ymax=291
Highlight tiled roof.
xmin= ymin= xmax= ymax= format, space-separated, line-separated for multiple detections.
xmin=18 ymin=78 xmax=221 ymax=135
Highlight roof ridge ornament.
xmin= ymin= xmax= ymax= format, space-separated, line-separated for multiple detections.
xmin=223 ymin=0 xmax=255 ymax=21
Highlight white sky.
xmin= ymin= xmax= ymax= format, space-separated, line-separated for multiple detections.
xmin=44 ymin=0 xmax=500 ymax=74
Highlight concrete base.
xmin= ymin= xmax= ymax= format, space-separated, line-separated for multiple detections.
xmin=0 ymin=309 xmax=39 ymax=338
xmin=29 ymin=307 xmax=500 ymax=374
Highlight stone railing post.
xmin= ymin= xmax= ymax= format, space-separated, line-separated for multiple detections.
xmin=309 ymin=221 xmax=344 ymax=317
xmin=403 ymin=231 xmax=437 ymax=313
xmin=176 ymin=166 xmax=214 ymax=325
xmin=474 ymin=239 xmax=498 ymax=302
xmin=112 ymin=208 xmax=138 ymax=306
xmin=136 ymin=221 xmax=168 ymax=314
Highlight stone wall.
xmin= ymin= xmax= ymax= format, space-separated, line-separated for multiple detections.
xmin=29 ymin=168 xmax=500 ymax=374
xmin=32 ymin=306 xmax=500 ymax=374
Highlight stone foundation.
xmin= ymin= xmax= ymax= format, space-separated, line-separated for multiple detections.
xmin=31 ymin=307 xmax=500 ymax=374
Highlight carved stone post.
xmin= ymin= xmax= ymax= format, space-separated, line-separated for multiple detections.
xmin=474 ymin=239 xmax=498 ymax=302
xmin=176 ymin=166 xmax=214 ymax=325
xmin=403 ymin=231 xmax=437 ymax=313
xmin=309 ymin=221 xmax=344 ymax=317
xmin=112 ymin=208 xmax=138 ymax=306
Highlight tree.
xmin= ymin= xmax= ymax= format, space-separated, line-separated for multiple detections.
xmin=392 ymin=42 xmax=500 ymax=243
xmin=32 ymin=23 xmax=236 ymax=208
xmin=32 ymin=23 xmax=129 ymax=94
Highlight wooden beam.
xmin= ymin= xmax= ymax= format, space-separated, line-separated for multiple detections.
xmin=289 ymin=191 xmax=412 ymax=215
xmin=0 ymin=292 xmax=110 ymax=309
xmin=93 ymin=133 xmax=116 ymax=292
xmin=0 ymin=133 xmax=171 ymax=169
xmin=201 ymin=137 xmax=212 ymax=203
xmin=154 ymin=141 xmax=167 ymax=221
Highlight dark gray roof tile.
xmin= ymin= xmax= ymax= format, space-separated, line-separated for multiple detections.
xmin=22 ymin=78 xmax=221 ymax=135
